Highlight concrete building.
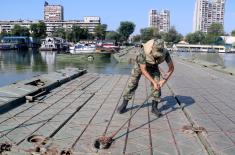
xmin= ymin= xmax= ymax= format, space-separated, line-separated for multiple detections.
xmin=45 ymin=16 xmax=101 ymax=36
xmin=0 ymin=2 xmax=101 ymax=36
xmin=0 ymin=20 xmax=39 ymax=33
xmin=0 ymin=17 xmax=101 ymax=36
xmin=149 ymin=9 xmax=170 ymax=33
xmin=44 ymin=2 xmax=64 ymax=21
xmin=193 ymin=0 xmax=226 ymax=33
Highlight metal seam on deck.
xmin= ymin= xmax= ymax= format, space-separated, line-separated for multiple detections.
xmin=102 ymin=76 xmax=130 ymax=136
xmin=165 ymin=110 xmax=181 ymax=155
xmin=71 ymin=75 xmax=122 ymax=149
xmin=0 ymin=75 xmax=100 ymax=141
xmin=166 ymin=82 xmax=215 ymax=155
xmin=122 ymin=78 xmax=150 ymax=155
xmin=123 ymin=96 xmax=135 ymax=154
xmin=145 ymin=79 xmax=153 ymax=155
xmin=49 ymin=92 xmax=96 ymax=139
xmin=16 ymin=90 xmax=92 ymax=145
xmin=0 ymin=73 xmax=94 ymax=126
xmin=192 ymin=98 xmax=235 ymax=145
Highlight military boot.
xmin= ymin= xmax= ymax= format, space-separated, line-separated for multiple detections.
xmin=117 ymin=99 xmax=128 ymax=114
xmin=151 ymin=100 xmax=163 ymax=117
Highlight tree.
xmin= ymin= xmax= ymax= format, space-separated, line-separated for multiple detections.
xmin=140 ymin=27 xmax=163 ymax=43
xmin=186 ymin=31 xmax=206 ymax=44
xmin=94 ymin=24 xmax=107 ymax=40
xmin=0 ymin=30 xmax=8 ymax=39
xmin=207 ymin=23 xmax=224 ymax=36
xmin=162 ymin=26 xmax=182 ymax=44
xmin=105 ymin=31 xmax=120 ymax=42
xmin=132 ymin=35 xmax=141 ymax=43
xmin=30 ymin=22 xmax=47 ymax=39
xmin=140 ymin=27 xmax=155 ymax=43
xmin=67 ymin=26 xmax=91 ymax=42
xmin=205 ymin=23 xmax=224 ymax=44
xmin=231 ymin=30 xmax=235 ymax=36
xmin=21 ymin=27 xmax=30 ymax=36
xmin=53 ymin=28 xmax=66 ymax=39
xmin=117 ymin=21 xmax=135 ymax=43
xmin=10 ymin=24 xmax=30 ymax=36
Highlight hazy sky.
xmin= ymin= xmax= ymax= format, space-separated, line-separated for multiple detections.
xmin=0 ymin=0 xmax=234 ymax=35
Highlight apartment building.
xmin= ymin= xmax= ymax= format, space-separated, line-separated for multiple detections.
xmin=149 ymin=9 xmax=170 ymax=33
xmin=44 ymin=2 xmax=64 ymax=21
xmin=193 ymin=0 xmax=225 ymax=33
xmin=0 ymin=17 xmax=100 ymax=35
xmin=0 ymin=1 xmax=101 ymax=36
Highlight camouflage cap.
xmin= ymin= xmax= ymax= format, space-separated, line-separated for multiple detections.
xmin=153 ymin=39 xmax=164 ymax=49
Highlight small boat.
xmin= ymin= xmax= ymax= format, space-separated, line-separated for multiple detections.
xmin=69 ymin=43 xmax=96 ymax=54
xmin=96 ymin=40 xmax=120 ymax=52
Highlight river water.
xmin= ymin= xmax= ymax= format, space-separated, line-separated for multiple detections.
xmin=0 ymin=50 xmax=234 ymax=87
xmin=0 ymin=50 xmax=132 ymax=87
xmin=174 ymin=52 xmax=235 ymax=69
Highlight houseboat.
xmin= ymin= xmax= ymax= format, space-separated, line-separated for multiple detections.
xmin=39 ymin=37 xmax=69 ymax=51
xmin=0 ymin=36 xmax=29 ymax=50
xmin=173 ymin=44 xmax=227 ymax=53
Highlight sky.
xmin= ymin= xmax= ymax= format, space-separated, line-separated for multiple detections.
xmin=0 ymin=0 xmax=234 ymax=35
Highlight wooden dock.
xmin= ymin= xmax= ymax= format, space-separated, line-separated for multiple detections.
xmin=0 ymin=57 xmax=235 ymax=155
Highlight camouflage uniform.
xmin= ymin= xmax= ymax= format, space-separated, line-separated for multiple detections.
xmin=123 ymin=45 xmax=172 ymax=101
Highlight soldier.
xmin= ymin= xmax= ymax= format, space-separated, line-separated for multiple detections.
xmin=117 ymin=39 xmax=174 ymax=117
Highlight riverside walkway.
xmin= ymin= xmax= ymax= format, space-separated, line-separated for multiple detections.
xmin=0 ymin=57 xmax=234 ymax=155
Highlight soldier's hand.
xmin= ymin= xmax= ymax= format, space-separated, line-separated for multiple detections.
xmin=159 ymin=80 xmax=166 ymax=88
xmin=153 ymin=82 xmax=160 ymax=90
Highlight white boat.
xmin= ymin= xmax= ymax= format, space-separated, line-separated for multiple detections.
xmin=69 ymin=43 xmax=96 ymax=54
xmin=40 ymin=37 xmax=69 ymax=51
xmin=173 ymin=44 xmax=226 ymax=53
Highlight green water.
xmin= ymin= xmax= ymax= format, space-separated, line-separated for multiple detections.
xmin=0 ymin=50 xmax=132 ymax=87
xmin=1 ymin=50 xmax=235 ymax=87
xmin=173 ymin=52 xmax=235 ymax=69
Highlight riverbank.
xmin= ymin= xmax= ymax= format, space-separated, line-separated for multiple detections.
xmin=113 ymin=47 xmax=235 ymax=76
xmin=172 ymin=53 xmax=235 ymax=76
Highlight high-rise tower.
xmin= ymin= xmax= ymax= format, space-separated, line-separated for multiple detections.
xmin=44 ymin=1 xmax=64 ymax=21
xmin=149 ymin=9 xmax=170 ymax=33
xmin=193 ymin=0 xmax=225 ymax=33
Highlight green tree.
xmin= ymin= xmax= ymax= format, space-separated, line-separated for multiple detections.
xmin=0 ymin=30 xmax=8 ymax=39
xmin=67 ymin=26 xmax=91 ymax=42
xmin=10 ymin=24 xmax=30 ymax=36
xmin=21 ymin=27 xmax=30 ymax=36
xmin=205 ymin=23 xmax=224 ymax=44
xmin=94 ymin=24 xmax=107 ymax=40
xmin=30 ymin=22 xmax=47 ymax=39
xmin=207 ymin=23 xmax=224 ymax=36
xmin=105 ymin=31 xmax=120 ymax=42
xmin=11 ymin=24 xmax=22 ymax=36
xmin=53 ymin=28 xmax=66 ymax=39
xmin=140 ymin=27 xmax=163 ymax=43
xmin=117 ymin=21 xmax=135 ymax=43
xmin=140 ymin=27 xmax=155 ymax=43
xmin=231 ymin=30 xmax=235 ymax=36
xmin=132 ymin=34 xmax=141 ymax=43
xmin=186 ymin=31 xmax=206 ymax=44
xmin=162 ymin=26 xmax=182 ymax=44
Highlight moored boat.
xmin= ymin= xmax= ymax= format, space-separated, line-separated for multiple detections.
xmin=69 ymin=43 xmax=96 ymax=54
xmin=39 ymin=37 xmax=69 ymax=51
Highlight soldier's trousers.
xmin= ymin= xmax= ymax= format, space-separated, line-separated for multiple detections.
xmin=123 ymin=63 xmax=161 ymax=101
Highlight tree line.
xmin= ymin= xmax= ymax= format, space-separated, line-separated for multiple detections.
xmin=0 ymin=21 xmax=136 ymax=44
xmin=0 ymin=21 xmax=234 ymax=46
